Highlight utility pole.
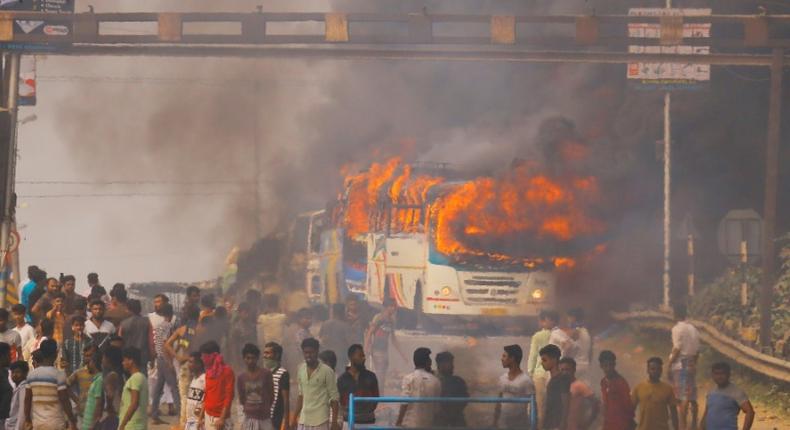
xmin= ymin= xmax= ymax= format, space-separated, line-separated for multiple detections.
xmin=0 ymin=53 xmax=20 ymax=308
xmin=662 ymin=0 xmax=673 ymax=312
xmin=760 ymin=48 xmax=784 ymax=349
xmin=252 ymin=80 xmax=262 ymax=238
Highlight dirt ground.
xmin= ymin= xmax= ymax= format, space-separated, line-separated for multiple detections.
xmin=150 ymin=323 xmax=788 ymax=429
xmin=597 ymin=324 xmax=789 ymax=430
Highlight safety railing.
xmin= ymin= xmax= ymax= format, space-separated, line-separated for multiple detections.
xmin=348 ymin=395 xmax=537 ymax=430
xmin=612 ymin=310 xmax=790 ymax=383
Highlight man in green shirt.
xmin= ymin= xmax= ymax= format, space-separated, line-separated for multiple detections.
xmin=82 ymin=350 xmax=104 ymax=430
xmin=119 ymin=347 xmax=149 ymax=430
xmin=291 ymin=337 xmax=340 ymax=430
xmin=527 ymin=309 xmax=556 ymax=428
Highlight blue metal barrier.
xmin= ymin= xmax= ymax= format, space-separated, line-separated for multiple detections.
xmin=348 ymin=395 xmax=537 ymax=430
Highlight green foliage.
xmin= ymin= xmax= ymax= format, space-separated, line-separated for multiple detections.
xmin=690 ymin=233 xmax=790 ymax=343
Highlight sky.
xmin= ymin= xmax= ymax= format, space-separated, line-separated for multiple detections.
xmin=11 ymin=0 xmax=789 ymax=300
xmin=15 ymin=0 xmax=337 ymax=289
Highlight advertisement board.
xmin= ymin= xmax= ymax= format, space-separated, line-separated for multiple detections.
xmin=627 ymin=8 xmax=711 ymax=90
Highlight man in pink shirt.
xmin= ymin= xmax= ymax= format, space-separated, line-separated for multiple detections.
xmin=559 ymin=357 xmax=599 ymax=430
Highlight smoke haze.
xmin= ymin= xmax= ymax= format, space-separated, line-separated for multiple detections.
xmin=15 ymin=0 xmax=789 ymax=309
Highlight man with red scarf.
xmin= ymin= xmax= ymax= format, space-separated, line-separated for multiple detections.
xmin=200 ymin=341 xmax=235 ymax=429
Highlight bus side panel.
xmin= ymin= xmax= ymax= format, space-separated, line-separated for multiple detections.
xmin=367 ymin=233 xmax=387 ymax=306
xmin=319 ymin=229 xmax=343 ymax=305
xmin=383 ymin=236 xmax=427 ymax=311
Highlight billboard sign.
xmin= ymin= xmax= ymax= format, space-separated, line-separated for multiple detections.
xmin=1 ymin=0 xmax=74 ymax=51
xmin=0 ymin=0 xmax=74 ymax=13
xmin=627 ymin=8 xmax=711 ymax=90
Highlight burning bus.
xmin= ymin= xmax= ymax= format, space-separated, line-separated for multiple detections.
xmin=287 ymin=157 xmax=605 ymax=331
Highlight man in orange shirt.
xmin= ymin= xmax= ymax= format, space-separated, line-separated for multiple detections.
xmin=200 ymin=341 xmax=235 ymax=429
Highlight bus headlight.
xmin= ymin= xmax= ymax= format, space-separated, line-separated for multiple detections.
xmin=441 ymin=286 xmax=452 ymax=296
xmin=531 ymin=289 xmax=545 ymax=300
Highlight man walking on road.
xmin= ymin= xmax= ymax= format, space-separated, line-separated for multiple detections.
xmin=632 ymin=357 xmax=679 ymax=430
xmin=668 ymin=304 xmax=699 ymax=430
xmin=365 ymin=301 xmax=405 ymax=386
xmin=150 ymin=303 xmax=179 ymax=425
xmin=396 ymin=347 xmax=440 ymax=429
xmin=700 ymin=362 xmax=754 ymax=430
xmin=292 ymin=338 xmax=339 ymax=430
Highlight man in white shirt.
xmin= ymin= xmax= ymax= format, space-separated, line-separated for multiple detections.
xmin=548 ymin=313 xmax=579 ymax=359
xmin=0 ymin=309 xmax=22 ymax=362
xmin=396 ymin=347 xmax=440 ymax=428
xmin=147 ymin=294 xmax=169 ymax=329
xmin=10 ymin=306 xmax=34 ymax=352
xmin=567 ymin=308 xmax=592 ymax=382
xmin=84 ymin=300 xmax=115 ymax=349
xmin=6 ymin=360 xmax=29 ymax=430
xmin=669 ymin=304 xmax=700 ymax=430
xmin=494 ymin=344 xmax=535 ymax=429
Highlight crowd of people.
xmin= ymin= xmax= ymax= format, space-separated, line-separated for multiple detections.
xmin=0 ymin=266 xmax=758 ymax=430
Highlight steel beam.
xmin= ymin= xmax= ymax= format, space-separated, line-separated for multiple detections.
xmin=61 ymin=45 xmax=788 ymax=67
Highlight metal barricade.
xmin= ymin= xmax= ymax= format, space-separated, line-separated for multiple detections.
xmin=348 ymin=395 xmax=537 ymax=430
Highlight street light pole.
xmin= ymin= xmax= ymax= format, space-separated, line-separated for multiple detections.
xmin=662 ymin=0 xmax=673 ymax=311
xmin=760 ymin=48 xmax=784 ymax=349
xmin=252 ymin=80 xmax=262 ymax=238
xmin=0 ymin=52 xmax=20 ymax=308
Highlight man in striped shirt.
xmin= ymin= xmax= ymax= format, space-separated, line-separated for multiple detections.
xmin=23 ymin=339 xmax=78 ymax=430
xmin=263 ymin=342 xmax=290 ymax=430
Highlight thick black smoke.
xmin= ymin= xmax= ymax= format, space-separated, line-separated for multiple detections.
xmin=50 ymin=0 xmax=789 ymax=303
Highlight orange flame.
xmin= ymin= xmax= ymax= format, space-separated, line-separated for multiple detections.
xmin=339 ymin=157 xmax=605 ymax=268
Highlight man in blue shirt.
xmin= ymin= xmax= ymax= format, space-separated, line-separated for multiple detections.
xmin=20 ymin=266 xmax=42 ymax=323
xmin=700 ymin=362 xmax=754 ymax=430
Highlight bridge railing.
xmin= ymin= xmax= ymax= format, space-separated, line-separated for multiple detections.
xmin=348 ymin=394 xmax=537 ymax=430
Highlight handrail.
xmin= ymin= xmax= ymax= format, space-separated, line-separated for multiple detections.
xmin=612 ymin=310 xmax=790 ymax=383
xmin=348 ymin=395 xmax=537 ymax=430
